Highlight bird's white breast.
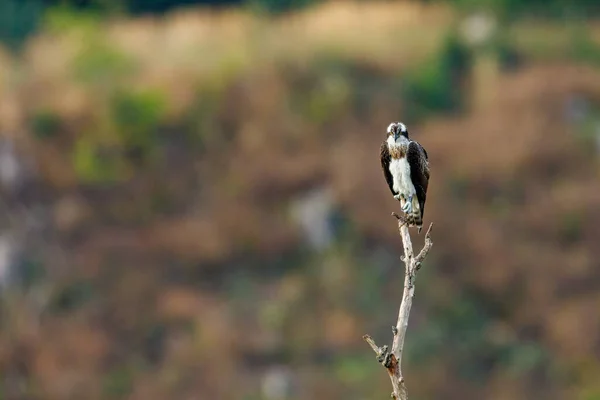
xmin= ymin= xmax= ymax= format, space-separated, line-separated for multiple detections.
xmin=389 ymin=155 xmax=416 ymax=196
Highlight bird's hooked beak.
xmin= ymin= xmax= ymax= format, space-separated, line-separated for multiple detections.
xmin=393 ymin=131 xmax=400 ymax=141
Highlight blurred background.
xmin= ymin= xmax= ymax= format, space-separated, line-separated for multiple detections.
xmin=0 ymin=0 xmax=600 ymax=399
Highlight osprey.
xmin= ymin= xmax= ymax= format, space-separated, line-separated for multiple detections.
xmin=380 ymin=122 xmax=430 ymax=233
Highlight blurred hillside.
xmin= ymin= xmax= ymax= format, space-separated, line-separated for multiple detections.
xmin=1 ymin=1 xmax=600 ymax=399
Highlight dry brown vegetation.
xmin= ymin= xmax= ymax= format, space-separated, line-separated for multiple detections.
xmin=0 ymin=1 xmax=600 ymax=399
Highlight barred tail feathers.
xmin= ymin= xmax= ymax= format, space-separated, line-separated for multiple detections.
xmin=405 ymin=196 xmax=423 ymax=232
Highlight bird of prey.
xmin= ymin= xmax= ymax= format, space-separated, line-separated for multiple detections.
xmin=380 ymin=122 xmax=430 ymax=233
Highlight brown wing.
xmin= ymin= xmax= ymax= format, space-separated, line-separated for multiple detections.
xmin=407 ymin=141 xmax=430 ymax=220
xmin=380 ymin=141 xmax=397 ymax=196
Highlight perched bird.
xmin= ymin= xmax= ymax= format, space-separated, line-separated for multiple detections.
xmin=380 ymin=122 xmax=430 ymax=233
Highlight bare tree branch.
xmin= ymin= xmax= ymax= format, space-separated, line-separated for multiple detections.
xmin=363 ymin=216 xmax=433 ymax=400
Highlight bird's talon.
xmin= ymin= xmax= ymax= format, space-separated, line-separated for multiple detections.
xmin=402 ymin=195 xmax=414 ymax=213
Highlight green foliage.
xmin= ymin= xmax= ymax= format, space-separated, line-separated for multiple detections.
xmin=72 ymin=135 xmax=126 ymax=183
xmin=404 ymin=60 xmax=454 ymax=116
xmin=248 ymin=0 xmax=320 ymax=14
xmin=441 ymin=0 xmax=600 ymax=20
xmin=560 ymin=211 xmax=583 ymax=244
xmin=72 ymin=35 xmax=136 ymax=86
xmin=0 ymin=0 xmax=320 ymax=52
xmin=71 ymin=87 xmax=166 ymax=183
xmin=402 ymin=32 xmax=471 ymax=119
xmin=333 ymin=354 xmax=376 ymax=386
xmin=569 ymin=25 xmax=600 ymax=66
xmin=43 ymin=5 xmax=103 ymax=34
xmin=181 ymin=83 xmax=227 ymax=149
xmin=30 ymin=109 xmax=62 ymax=139
xmin=482 ymin=28 xmax=522 ymax=71
xmin=40 ymin=0 xmax=243 ymax=15
xmin=15 ymin=256 xmax=47 ymax=288
xmin=286 ymin=64 xmax=351 ymax=125
xmin=259 ymin=301 xmax=287 ymax=331
xmin=110 ymin=88 xmax=167 ymax=161
xmin=49 ymin=280 xmax=95 ymax=313
xmin=582 ymin=391 xmax=600 ymax=400
xmin=103 ymin=365 xmax=135 ymax=397
xmin=408 ymin=295 xmax=550 ymax=382
xmin=4 ymin=0 xmax=600 ymax=51
xmin=303 ymin=75 xmax=350 ymax=125
xmin=0 ymin=0 xmax=43 ymax=51
xmin=501 ymin=341 xmax=547 ymax=376
xmin=111 ymin=90 xmax=166 ymax=134
xmin=569 ymin=100 xmax=600 ymax=159
xmin=124 ymin=0 xmax=241 ymax=14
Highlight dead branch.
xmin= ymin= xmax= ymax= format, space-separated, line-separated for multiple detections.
xmin=363 ymin=216 xmax=433 ymax=400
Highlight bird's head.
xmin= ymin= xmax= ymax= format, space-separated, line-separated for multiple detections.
xmin=386 ymin=122 xmax=409 ymax=144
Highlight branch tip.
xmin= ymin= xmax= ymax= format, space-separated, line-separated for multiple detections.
xmin=363 ymin=334 xmax=381 ymax=355
xmin=425 ymin=222 xmax=433 ymax=237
